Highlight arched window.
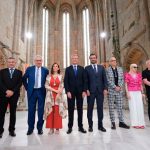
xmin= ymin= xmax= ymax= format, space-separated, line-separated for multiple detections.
xmin=83 ymin=7 xmax=90 ymax=66
xmin=63 ymin=11 xmax=70 ymax=68
xmin=42 ymin=7 xmax=49 ymax=66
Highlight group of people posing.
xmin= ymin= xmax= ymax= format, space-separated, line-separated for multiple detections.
xmin=0 ymin=53 xmax=150 ymax=138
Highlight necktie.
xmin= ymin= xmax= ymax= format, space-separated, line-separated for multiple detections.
xmin=10 ymin=68 xmax=14 ymax=79
xmin=93 ymin=64 xmax=97 ymax=73
xmin=35 ymin=68 xmax=39 ymax=88
xmin=73 ymin=65 xmax=77 ymax=76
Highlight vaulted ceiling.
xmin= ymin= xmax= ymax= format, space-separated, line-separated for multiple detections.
xmin=49 ymin=0 xmax=82 ymax=6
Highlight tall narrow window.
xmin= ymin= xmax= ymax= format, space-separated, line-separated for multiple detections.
xmin=83 ymin=7 xmax=90 ymax=66
xmin=63 ymin=12 xmax=70 ymax=68
xmin=42 ymin=7 xmax=49 ymax=66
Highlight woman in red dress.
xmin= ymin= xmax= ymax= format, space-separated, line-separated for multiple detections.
xmin=44 ymin=63 xmax=66 ymax=134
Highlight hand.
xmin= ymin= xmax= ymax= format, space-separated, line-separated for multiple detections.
xmin=115 ymin=86 xmax=121 ymax=91
xmin=103 ymin=90 xmax=108 ymax=96
xmin=86 ymin=90 xmax=90 ymax=96
xmin=82 ymin=92 xmax=86 ymax=98
xmin=6 ymin=90 xmax=14 ymax=97
xmin=67 ymin=92 xmax=72 ymax=99
xmin=127 ymin=93 xmax=131 ymax=100
xmin=58 ymin=87 xmax=63 ymax=94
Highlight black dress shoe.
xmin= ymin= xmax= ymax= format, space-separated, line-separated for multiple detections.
xmin=66 ymin=128 xmax=72 ymax=134
xmin=119 ymin=122 xmax=130 ymax=129
xmin=88 ymin=128 xmax=93 ymax=132
xmin=98 ymin=126 xmax=106 ymax=132
xmin=79 ymin=128 xmax=87 ymax=133
xmin=9 ymin=131 xmax=16 ymax=137
xmin=111 ymin=122 xmax=116 ymax=130
xmin=38 ymin=130 xmax=43 ymax=135
xmin=27 ymin=130 xmax=33 ymax=135
xmin=0 ymin=133 xmax=3 ymax=138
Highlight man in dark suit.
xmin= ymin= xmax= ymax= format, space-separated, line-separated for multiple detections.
xmin=64 ymin=54 xmax=87 ymax=134
xmin=85 ymin=53 xmax=108 ymax=132
xmin=23 ymin=55 xmax=49 ymax=135
xmin=0 ymin=57 xmax=22 ymax=138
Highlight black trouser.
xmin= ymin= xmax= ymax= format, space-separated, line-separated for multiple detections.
xmin=146 ymin=91 xmax=150 ymax=120
xmin=87 ymin=89 xmax=104 ymax=128
xmin=67 ymin=91 xmax=83 ymax=129
xmin=0 ymin=94 xmax=18 ymax=134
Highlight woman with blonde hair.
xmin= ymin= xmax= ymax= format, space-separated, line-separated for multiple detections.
xmin=125 ymin=64 xmax=145 ymax=129
xmin=44 ymin=63 xmax=66 ymax=134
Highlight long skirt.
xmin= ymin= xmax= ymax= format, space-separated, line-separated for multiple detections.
xmin=46 ymin=105 xmax=62 ymax=129
xmin=128 ymin=91 xmax=145 ymax=126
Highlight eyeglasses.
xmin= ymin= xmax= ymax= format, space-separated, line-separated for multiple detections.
xmin=111 ymin=60 xmax=116 ymax=62
xmin=133 ymin=66 xmax=138 ymax=68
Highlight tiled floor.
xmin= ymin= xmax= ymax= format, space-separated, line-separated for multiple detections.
xmin=0 ymin=109 xmax=150 ymax=150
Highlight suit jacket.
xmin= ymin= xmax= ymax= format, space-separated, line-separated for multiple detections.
xmin=64 ymin=65 xmax=86 ymax=94
xmin=22 ymin=66 xmax=49 ymax=98
xmin=106 ymin=66 xmax=124 ymax=94
xmin=0 ymin=68 xmax=22 ymax=98
xmin=85 ymin=64 xmax=107 ymax=93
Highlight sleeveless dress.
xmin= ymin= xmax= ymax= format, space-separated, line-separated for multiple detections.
xmin=46 ymin=75 xmax=62 ymax=129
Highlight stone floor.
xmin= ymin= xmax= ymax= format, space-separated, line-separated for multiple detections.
xmin=0 ymin=109 xmax=150 ymax=150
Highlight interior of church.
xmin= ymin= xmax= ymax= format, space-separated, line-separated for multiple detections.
xmin=0 ymin=0 xmax=150 ymax=150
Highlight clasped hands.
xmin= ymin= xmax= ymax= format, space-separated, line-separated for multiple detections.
xmin=6 ymin=90 xmax=14 ymax=97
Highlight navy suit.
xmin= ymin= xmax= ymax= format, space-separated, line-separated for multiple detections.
xmin=85 ymin=65 xmax=107 ymax=128
xmin=64 ymin=65 xmax=86 ymax=129
xmin=23 ymin=66 xmax=49 ymax=131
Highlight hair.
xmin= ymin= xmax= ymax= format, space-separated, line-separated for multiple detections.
xmin=89 ymin=53 xmax=97 ymax=58
xmin=34 ymin=55 xmax=42 ymax=60
xmin=146 ymin=59 xmax=150 ymax=65
xmin=71 ymin=53 xmax=78 ymax=58
xmin=51 ymin=62 xmax=60 ymax=74
xmin=7 ymin=57 xmax=15 ymax=60
xmin=109 ymin=56 xmax=116 ymax=62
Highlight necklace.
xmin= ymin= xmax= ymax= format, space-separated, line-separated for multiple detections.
xmin=53 ymin=74 xmax=58 ymax=86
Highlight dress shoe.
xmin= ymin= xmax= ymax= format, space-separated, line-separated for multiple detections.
xmin=38 ymin=130 xmax=43 ymax=135
xmin=119 ymin=122 xmax=130 ymax=129
xmin=27 ymin=130 xmax=33 ymax=135
xmin=111 ymin=122 xmax=116 ymax=130
xmin=0 ymin=133 xmax=3 ymax=138
xmin=9 ymin=131 xmax=16 ymax=137
xmin=66 ymin=128 xmax=72 ymax=134
xmin=98 ymin=126 xmax=106 ymax=132
xmin=78 ymin=128 xmax=87 ymax=133
xmin=88 ymin=128 xmax=93 ymax=132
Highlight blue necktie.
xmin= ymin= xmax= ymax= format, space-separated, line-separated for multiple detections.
xmin=93 ymin=65 xmax=97 ymax=73
xmin=10 ymin=68 xmax=14 ymax=79
xmin=73 ymin=65 xmax=77 ymax=76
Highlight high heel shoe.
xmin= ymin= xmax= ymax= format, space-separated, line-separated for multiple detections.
xmin=55 ymin=129 xmax=59 ymax=134
xmin=48 ymin=129 xmax=54 ymax=135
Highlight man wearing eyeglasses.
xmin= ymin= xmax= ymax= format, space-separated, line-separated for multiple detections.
xmin=23 ymin=55 xmax=49 ymax=135
xmin=106 ymin=56 xmax=129 ymax=129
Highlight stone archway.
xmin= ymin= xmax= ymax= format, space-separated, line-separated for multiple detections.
xmin=123 ymin=45 xmax=148 ymax=71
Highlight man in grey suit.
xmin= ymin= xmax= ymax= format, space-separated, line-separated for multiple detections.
xmin=106 ymin=56 xmax=129 ymax=129
xmin=85 ymin=53 xmax=108 ymax=132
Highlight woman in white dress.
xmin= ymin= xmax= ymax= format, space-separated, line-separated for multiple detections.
xmin=125 ymin=64 xmax=145 ymax=129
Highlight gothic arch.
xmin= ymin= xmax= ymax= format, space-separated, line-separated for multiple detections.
xmin=123 ymin=43 xmax=148 ymax=71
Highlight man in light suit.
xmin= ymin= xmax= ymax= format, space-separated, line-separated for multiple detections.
xmin=106 ymin=56 xmax=129 ymax=129
xmin=64 ymin=54 xmax=87 ymax=134
xmin=85 ymin=53 xmax=108 ymax=132
xmin=0 ymin=57 xmax=22 ymax=138
xmin=23 ymin=55 xmax=49 ymax=135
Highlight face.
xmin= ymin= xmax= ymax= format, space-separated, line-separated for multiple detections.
xmin=146 ymin=60 xmax=150 ymax=69
xmin=53 ymin=64 xmax=59 ymax=73
xmin=109 ymin=57 xmax=117 ymax=67
xmin=131 ymin=64 xmax=138 ymax=72
xmin=34 ymin=57 xmax=42 ymax=68
xmin=89 ymin=55 xmax=97 ymax=64
xmin=71 ymin=55 xmax=78 ymax=65
xmin=7 ymin=58 xmax=16 ymax=68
